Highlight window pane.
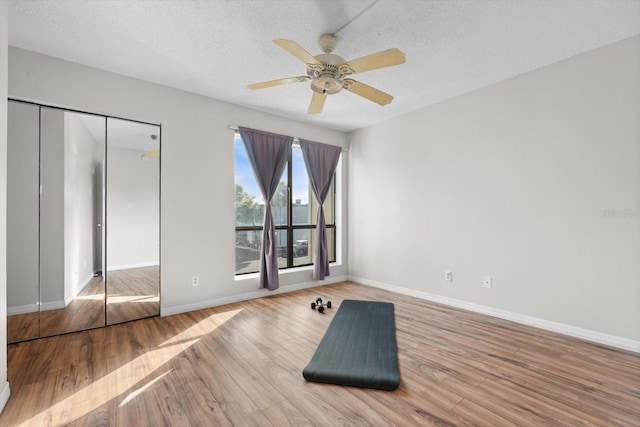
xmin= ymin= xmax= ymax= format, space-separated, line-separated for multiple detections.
xmin=292 ymin=146 xmax=311 ymax=225
xmin=292 ymin=228 xmax=335 ymax=267
xmin=236 ymin=230 xmax=262 ymax=274
xmin=235 ymin=134 xmax=288 ymax=226
xmin=235 ymin=135 xmax=263 ymax=226
xmin=271 ymin=180 xmax=288 ymax=227
xmin=293 ymin=229 xmax=311 ymax=266
xmin=326 ymin=227 xmax=336 ymax=263
xmin=273 ymin=229 xmax=288 ymax=270
xmin=235 ymin=229 xmax=287 ymax=274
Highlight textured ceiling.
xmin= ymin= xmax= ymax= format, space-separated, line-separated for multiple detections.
xmin=8 ymin=0 xmax=640 ymax=132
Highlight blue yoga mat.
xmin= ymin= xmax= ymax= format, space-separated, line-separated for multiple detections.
xmin=303 ymin=299 xmax=400 ymax=391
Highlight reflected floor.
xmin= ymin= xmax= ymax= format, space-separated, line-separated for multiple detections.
xmin=7 ymin=312 xmax=39 ymax=343
xmin=106 ymin=266 xmax=159 ymax=325
xmin=7 ymin=266 xmax=160 ymax=342
xmin=8 ymin=275 xmax=105 ymax=343
xmin=41 ymin=276 xmax=106 ymax=337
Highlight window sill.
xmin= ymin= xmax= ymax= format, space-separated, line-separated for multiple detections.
xmin=234 ymin=262 xmax=342 ymax=282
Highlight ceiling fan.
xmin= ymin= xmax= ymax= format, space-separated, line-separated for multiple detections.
xmin=248 ymin=34 xmax=405 ymax=114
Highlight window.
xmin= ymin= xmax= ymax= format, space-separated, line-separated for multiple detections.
xmin=235 ymin=133 xmax=336 ymax=275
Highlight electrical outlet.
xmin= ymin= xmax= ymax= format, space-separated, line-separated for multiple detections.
xmin=483 ymin=276 xmax=492 ymax=289
xmin=192 ymin=276 xmax=199 ymax=287
xmin=445 ymin=271 xmax=453 ymax=282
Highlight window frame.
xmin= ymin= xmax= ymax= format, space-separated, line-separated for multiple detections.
xmin=235 ymin=142 xmax=337 ymax=275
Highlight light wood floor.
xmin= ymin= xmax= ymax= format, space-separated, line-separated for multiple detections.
xmin=1 ymin=281 xmax=638 ymax=426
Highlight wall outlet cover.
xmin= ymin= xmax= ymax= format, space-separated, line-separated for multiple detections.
xmin=483 ymin=276 xmax=492 ymax=288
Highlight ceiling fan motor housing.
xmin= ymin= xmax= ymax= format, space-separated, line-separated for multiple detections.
xmin=310 ymin=70 xmax=343 ymax=95
xmin=308 ymin=52 xmax=349 ymax=95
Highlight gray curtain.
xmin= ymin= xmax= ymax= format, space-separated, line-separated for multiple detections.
xmin=299 ymin=139 xmax=341 ymax=280
xmin=239 ymin=127 xmax=293 ymax=290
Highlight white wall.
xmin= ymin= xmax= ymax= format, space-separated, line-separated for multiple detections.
xmin=349 ymin=35 xmax=640 ymax=349
xmin=0 ymin=0 xmax=11 ymax=414
xmin=8 ymin=47 xmax=349 ymax=316
xmin=106 ymin=145 xmax=159 ymax=269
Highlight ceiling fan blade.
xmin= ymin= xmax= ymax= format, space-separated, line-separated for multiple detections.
xmin=343 ymin=48 xmax=405 ymax=74
xmin=247 ymin=76 xmax=309 ymax=90
xmin=344 ymin=79 xmax=394 ymax=106
xmin=308 ymin=92 xmax=327 ymax=114
xmin=273 ymin=39 xmax=322 ymax=65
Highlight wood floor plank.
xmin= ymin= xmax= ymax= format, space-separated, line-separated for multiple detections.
xmin=261 ymin=399 xmax=314 ymax=427
xmin=489 ymin=357 xmax=640 ymax=426
xmin=450 ymin=398 xmax=523 ymax=427
xmin=1 ymin=281 xmax=638 ymax=426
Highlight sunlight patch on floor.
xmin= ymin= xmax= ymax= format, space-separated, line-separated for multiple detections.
xmin=18 ymin=338 xmax=198 ymax=426
xmin=119 ymin=370 xmax=172 ymax=407
xmin=160 ymin=308 xmax=244 ymax=346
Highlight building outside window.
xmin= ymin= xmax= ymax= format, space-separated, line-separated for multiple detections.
xmin=234 ymin=133 xmax=336 ymax=275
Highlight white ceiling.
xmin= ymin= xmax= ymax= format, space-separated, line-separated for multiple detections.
xmin=8 ymin=0 xmax=640 ymax=132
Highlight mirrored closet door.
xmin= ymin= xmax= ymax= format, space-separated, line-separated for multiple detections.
xmin=7 ymin=101 xmax=41 ymax=342
xmin=106 ymin=118 xmax=160 ymax=325
xmin=39 ymin=107 xmax=107 ymax=337
xmin=6 ymin=100 xmax=161 ymax=343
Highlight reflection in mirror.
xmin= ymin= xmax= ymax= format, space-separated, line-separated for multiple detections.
xmin=39 ymin=108 xmax=106 ymax=337
xmin=106 ymin=118 xmax=160 ymax=325
xmin=7 ymin=101 xmax=41 ymax=342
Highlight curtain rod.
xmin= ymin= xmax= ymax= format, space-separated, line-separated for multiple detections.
xmin=229 ymin=125 xmax=348 ymax=152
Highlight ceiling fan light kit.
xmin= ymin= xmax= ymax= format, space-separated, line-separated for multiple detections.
xmin=248 ymin=34 xmax=405 ymax=115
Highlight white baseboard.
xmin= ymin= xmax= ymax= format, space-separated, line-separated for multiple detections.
xmin=0 ymin=381 xmax=10 ymax=415
xmin=349 ymin=275 xmax=640 ymax=354
xmin=7 ymin=303 xmax=38 ymax=316
xmin=40 ymin=300 xmax=66 ymax=312
xmin=8 ymin=300 xmax=67 ymax=314
xmin=161 ymin=275 xmax=348 ymax=317
xmin=8 ymin=275 xmax=94 ymax=315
